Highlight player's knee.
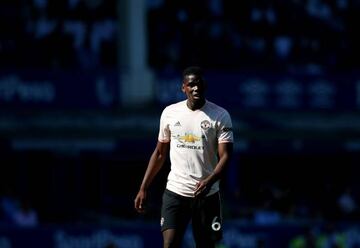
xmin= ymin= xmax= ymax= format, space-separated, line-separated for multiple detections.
xmin=163 ymin=238 xmax=181 ymax=248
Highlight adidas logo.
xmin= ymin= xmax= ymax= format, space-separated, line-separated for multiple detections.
xmin=174 ymin=121 xmax=181 ymax=127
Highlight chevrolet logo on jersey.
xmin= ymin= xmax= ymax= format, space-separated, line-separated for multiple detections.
xmin=175 ymin=133 xmax=203 ymax=150
xmin=179 ymin=133 xmax=201 ymax=143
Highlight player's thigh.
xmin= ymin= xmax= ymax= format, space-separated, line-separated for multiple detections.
xmin=192 ymin=192 xmax=223 ymax=246
xmin=161 ymin=190 xmax=191 ymax=234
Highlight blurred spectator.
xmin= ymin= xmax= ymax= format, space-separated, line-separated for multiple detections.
xmin=337 ymin=187 xmax=359 ymax=220
xmin=12 ymin=198 xmax=39 ymax=228
xmin=1 ymin=192 xmax=38 ymax=228
xmin=253 ymin=183 xmax=283 ymax=225
xmin=253 ymin=207 xmax=282 ymax=225
xmin=289 ymin=226 xmax=317 ymax=248
xmin=0 ymin=188 xmax=19 ymax=224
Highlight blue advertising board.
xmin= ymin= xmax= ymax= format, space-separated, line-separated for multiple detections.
xmin=1 ymin=221 xmax=359 ymax=248
xmin=1 ymin=69 xmax=359 ymax=111
xmin=155 ymin=70 xmax=360 ymax=111
xmin=0 ymin=69 xmax=119 ymax=109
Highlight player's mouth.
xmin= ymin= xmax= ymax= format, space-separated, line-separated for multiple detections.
xmin=193 ymin=92 xmax=202 ymax=98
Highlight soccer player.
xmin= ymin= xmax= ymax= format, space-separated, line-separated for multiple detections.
xmin=134 ymin=66 xmax=234 ymax=248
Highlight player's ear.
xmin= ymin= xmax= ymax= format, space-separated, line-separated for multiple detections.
xmin=181 ymin=83 xmax=185 ymax=93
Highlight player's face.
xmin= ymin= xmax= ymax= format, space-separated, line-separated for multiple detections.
xmin=182 ymin=74 xmax=206 ymax=103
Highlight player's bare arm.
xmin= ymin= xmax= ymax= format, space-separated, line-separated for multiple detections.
xmin=134 ymin=141 xmax=170 ymax=213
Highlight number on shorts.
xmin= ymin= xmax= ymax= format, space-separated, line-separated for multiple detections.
xmin=211 ymin=216 xmax=221 ymax=231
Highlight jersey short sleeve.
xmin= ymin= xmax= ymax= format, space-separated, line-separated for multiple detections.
xmin=158 ymin=107 xmax=171 ymax=143
xmin=217 ymin=110 xmax=234 ymax=143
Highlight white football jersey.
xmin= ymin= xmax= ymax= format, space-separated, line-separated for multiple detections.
xmin=158 ymin=100 xmax=234 ymax=197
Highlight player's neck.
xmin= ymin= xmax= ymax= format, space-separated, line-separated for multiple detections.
xmin=186 ymin=99 xmax=205 ymax=111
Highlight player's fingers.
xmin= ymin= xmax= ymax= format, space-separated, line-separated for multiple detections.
xmin=194 ymin=185 xmax=206 ymax=197
xmin=134 ymin=198 xmax=142 ymax=210
xmin=134 ymin=199 xmax=139 ymax=210
xmin=135 ymin=199 xmax=146 ymax=213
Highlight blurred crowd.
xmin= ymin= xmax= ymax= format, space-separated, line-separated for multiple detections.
xmin=224 ymin=151 xmax=360 ymax=226
xmin=1 ymin=0 xmax=359 ymax=72
xmin=0 ymin=0 xmax=117 ymax=70
xmin=147 ymin=0 xmax=360 ymax=72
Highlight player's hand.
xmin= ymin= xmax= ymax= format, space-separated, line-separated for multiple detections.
xmin=194 ymin=180 xmax=210 ymax=198
xmin=134 ymin=189 xmax=147 ymax=214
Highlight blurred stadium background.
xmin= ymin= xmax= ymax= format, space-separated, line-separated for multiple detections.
xmin=0 ymin=0 xmax=360 ymax=247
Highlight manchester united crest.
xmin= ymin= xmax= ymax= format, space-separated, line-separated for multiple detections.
xmin=200 ymin=120 xmax=211 ymax=130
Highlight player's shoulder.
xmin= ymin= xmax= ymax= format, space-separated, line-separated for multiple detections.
xmin=206 ymin=100 xmax=230 ymax=115
xmin=160 ymin=100 xmax=186 ymax=117
xmin=163 ymin=100 xmax=186 ymax=112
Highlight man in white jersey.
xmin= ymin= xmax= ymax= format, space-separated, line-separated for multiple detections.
xmin=134 ymin=66 xmax=234 ymax=248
